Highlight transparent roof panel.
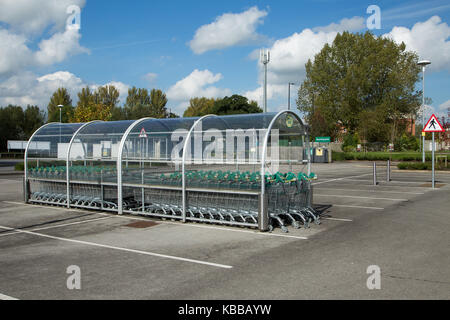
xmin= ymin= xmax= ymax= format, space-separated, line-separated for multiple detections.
xmin=27 ymin=123 xmax=84 ymax=159
xmin=27 ymin=112 xmax=305 ymax=163
xmin=69 ymin=120 xmax=134 ymax=161
xmin=122 ymin=117 xmax=199 ymax=161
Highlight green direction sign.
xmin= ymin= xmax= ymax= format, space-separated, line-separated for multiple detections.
xmin=315 ymin=136 xmax=331 ymax=143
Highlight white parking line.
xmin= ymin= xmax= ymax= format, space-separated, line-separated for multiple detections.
xmin=323 ymin=217 xmax=353 ymax=222
xmin=3 ymin=201 xmax=308 ymax=240
xmin=332 ymin=204 xmax=384 ymax=210
xmin=0 ymin=179 xmax=20 ymax=184
xmin=343 ymin=179 xmax=426 ymax=184
xmin=0 ymin=293 xmax=18 ymax=300
xmin=0 ymin=225 xmax=233 ymax=269
xmin=315 ymin=194 xmax=408 ymax=201
xmin=313 ymin=188 xmax=424 ymax=195
xmin=0 ymin=217 xmax=112 ymax=238
xmin=312 ymin=173 xmax=373 ymax=186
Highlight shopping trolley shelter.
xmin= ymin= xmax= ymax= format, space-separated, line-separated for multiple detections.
xmin=24 ymin=111 xmax=318 ymax=233
xmin=1 ymin=111 xmax=449 ymax=300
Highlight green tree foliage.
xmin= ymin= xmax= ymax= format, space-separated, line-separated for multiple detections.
xmin=211 ymin=95 xmax=262 ymax=115
xmin=183 ymin=97 xmax=216 ymax=117
xmin=297 ymin=31 xmax=421 ymax=143
xmin=94 ymin=85 xmax=120 ymax=107
xmin=309 ymin=108 xmax=333 ymax=139
xmin=124 ymin=87 xmax=150 ymax=119
xmin=149 ymin=89 xmax=168 ymax=118
xmin=77 ymin=87 xmax=93 ymax=108
xmin=395 ymin=133 xmax=420 ymax=151
xmin=23 ymin=105 xmax=45 ymax=138
xmin=124 ymin=87 xmax=168 ymax=119
xmin=47 ymin=87 xmax=74 ymax=123
xmin=71 ymin=85 xmax=119 ymax=122
xmin=0 ymin=105 xmax=44 ymax=151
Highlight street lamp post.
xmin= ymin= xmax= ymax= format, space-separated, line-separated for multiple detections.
xmin=260 ymin=49 xmax=270 ymax=113
xmin=417 ymin=60 xmax=431 ymax=163
xmin=58 ymin=104 xmax=63 ymax=145
xmin=288 ymin=82 xmax=295 ymax=110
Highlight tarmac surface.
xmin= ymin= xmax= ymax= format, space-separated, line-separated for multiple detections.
xmin=0 ymin=161 xmax=449 ymax=299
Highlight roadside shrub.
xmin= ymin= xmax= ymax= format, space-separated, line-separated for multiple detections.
xmin=394 ymin=134 xmax=420 ymax=152
xmin=332 ymin=152 xmax=346 ymax=161
xmin=397 ymin=162 xmax=432 ymax=170
xmin=14 ymin=162 xmax=24 ymax=171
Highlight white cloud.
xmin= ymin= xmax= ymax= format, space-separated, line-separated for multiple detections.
xmin=143 ymin=72 xmax=158 ymax=85
xmin=167 ymin=69 xmax=231 ymax=113
xmin=189 ymin=6 xmax=268 ymax=54
xmin=246 ymin=15 xmax=450 ymax=112
xmin=0 ymin=71 xmax=130 ymax=109
xmin=246 ymin=16 xmax=366 ymax=92
xmin=312 ymin=16 xmax=365 ymax=33
xmin=0 ymin=29 xmax=33 ymax=75
xmin=439 ymin=99 xmax=450 ymax=111
xmin=437 ymin=99 xmax=450 ymax=118
xmin=384 ymin=16 xmax=450 ymax=71
xmin=0 ymin=26 xmax=89 ymax=75
xmin=35 ymin=28 xmax=90 ymax=66
xmin=0 ymin=0 xmax=88 ymax=76
xmin=243 ymin=84 xmax=287 ymax=107
xmin=243 ymin=17 xmax=366 ymax=111
xmin=0 ymin=0 xmax=86 ymax=34
xmin=0 ymin=71 xmax=85 ymax=107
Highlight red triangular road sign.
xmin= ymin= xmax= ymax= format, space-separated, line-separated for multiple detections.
xmin=139 ymin=127 xmax=148 ymax=138
xmin=423 ymin=114 xmax=445 ymax=133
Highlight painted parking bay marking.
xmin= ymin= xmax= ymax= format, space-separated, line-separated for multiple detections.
xmin=0 ymin=225 xmax=233 ymax=269
xmin=314 ymin=194 xmax=408 ymax=201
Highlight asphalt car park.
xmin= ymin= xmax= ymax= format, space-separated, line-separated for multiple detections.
xmin=0 ymin=161 xmax=449 ymax=300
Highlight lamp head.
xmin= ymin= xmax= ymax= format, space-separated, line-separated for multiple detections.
xmin=417 ymin=60 xmax=431 ymax=66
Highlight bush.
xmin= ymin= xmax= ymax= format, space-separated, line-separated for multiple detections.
xmin=332 ymin=152 xmax=346 ymax=161
xmin=14 ymin=162 xmax=24 ymax=171
xmin=397 ymin=162 xmax=432 ymax=170
xmin=342 ymin=133 xmax=359 ymax=151
xmin=394 ymin=134 xmax=420 ymax=152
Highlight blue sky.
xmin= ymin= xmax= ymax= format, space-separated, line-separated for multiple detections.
xmin=0 ymin=0 xmax=449 ymax=119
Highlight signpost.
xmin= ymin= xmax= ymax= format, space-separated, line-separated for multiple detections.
xmin=422 ymin=114 xmax=445 ymax=189
xmin=315 ymin=137 xmax=331 ymax=143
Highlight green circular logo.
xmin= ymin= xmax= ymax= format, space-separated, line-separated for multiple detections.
xmin=286 ymin=116 xmax=294 ymax=128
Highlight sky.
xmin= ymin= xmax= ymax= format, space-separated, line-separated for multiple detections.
xmin=0 ymin=0 xmax=449 ymax=120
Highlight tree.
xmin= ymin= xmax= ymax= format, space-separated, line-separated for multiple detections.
xmin=297 ymin=31 xmax=421 ymax=142
xmin=123 ymin=87 xmax=169 ymax=119
xmin=77 ymin=86 xmax=94 ymax=108
xmin=0 ymin=105 xmax=44 ymax=151
xmin=149 ymin=89 xmax=168 ymax=118
xmin=23 ymin=105 xmax=45 ymax=138
xmin=71 ymin=103 xmax=113 ymax=122
xmin=309 ymin=109 xmax=331 ymax=139
xmin=71 ymin=86 xmax=117 ymax=122
xmin=124 ymin=87 xmax=151 ymax=119
xmin=0 ymin=105 xmax=24 ymax=151
xmin=110 ymin=106 xmax=127 ymax=121
xmin=94 ymin=85 xmax=120 ymax=107
xmin=211 ymin=95 xmax=262 ymax=115
xmin=183 ymin=97 xmax=215 ymax=117
xmin=47 ymin=87 xmax=74 ymax=123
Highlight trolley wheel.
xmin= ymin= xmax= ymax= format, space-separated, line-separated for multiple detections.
xmin=281 ymin=225 xmax=289 ymax=233
xmin=268 ymin=225 xmax=274 ymax=233
xmin=293 ymin=221 xmax=301 ymax=229
xmin=315 ymin=219 xmax=321 ymax=225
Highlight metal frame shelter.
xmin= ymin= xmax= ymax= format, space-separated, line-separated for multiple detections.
xmin=24 ymin=111 xmax=315 ymax=232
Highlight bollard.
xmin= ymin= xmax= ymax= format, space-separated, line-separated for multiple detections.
xmin=373 ymin=162 xmax=377 ymax=186
xmin=387 ymin=160 xmax=391 ymax=182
